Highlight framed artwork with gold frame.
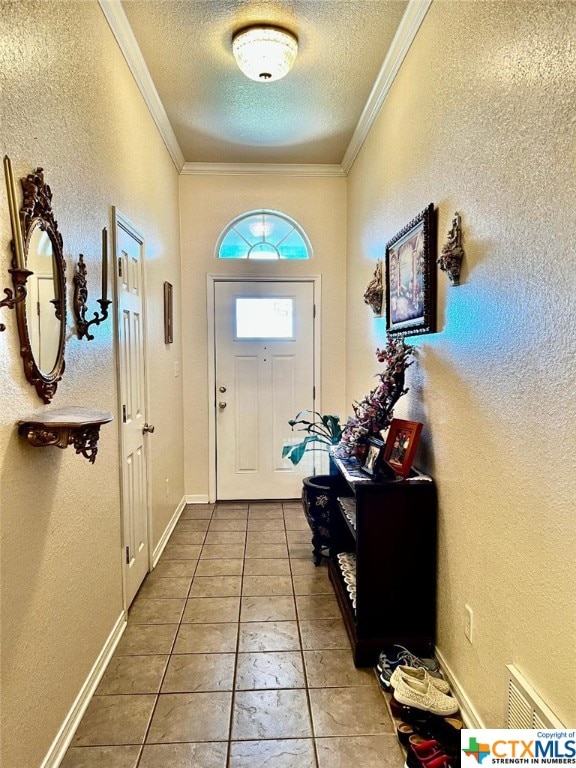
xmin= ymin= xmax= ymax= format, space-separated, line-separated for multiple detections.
xmin=385 ymin=204 xmax=436 ymax=337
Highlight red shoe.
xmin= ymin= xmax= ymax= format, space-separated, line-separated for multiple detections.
xmin=406 ymin=739 xmax=457 ymax=768
xmin=424 ymin=756 xmax=457 ymax=768
xmin=410 ymin=739 xmax=443 ymax=756
xmin=406 ymin=743 xmax=445 ymax=768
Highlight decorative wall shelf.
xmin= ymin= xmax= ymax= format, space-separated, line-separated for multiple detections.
xmin=17 ymin=407 xmax=113 ymax=463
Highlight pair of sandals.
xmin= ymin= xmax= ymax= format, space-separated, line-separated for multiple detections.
xmin=393 ymin=706 xmax=463 ymax=751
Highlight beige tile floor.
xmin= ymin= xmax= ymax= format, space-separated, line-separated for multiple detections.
xmin=62 ymin=501 xmax=404 ymax=768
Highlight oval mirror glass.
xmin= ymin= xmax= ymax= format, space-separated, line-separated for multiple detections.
xmin=25 ymin=223 xmax=62 ymax=375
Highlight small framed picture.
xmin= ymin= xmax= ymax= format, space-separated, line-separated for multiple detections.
xmin=385 ymin=203 xmax=436 ymax=337
xmin=362 ymin=436 xmax=385 ymax=476
xmin=164 ymin=281 xmax=173 ymax=344
xmin=383 ymin=419 xmax=423 ymax=478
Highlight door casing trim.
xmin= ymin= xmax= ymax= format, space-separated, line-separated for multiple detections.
xmin=207 ymin=275 xmax=322 ymax=503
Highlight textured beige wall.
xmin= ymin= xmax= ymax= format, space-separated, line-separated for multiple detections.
xmin=179 ymin=174 xmax=347 ymax=497
xmin=347 ymin=0 xmax=576 ymax=726
xmin=0 ymin=3 xmax=184 ymax=767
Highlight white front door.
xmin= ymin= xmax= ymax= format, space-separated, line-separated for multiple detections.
xmin=214 ymin=280 xmax=316 ymax=500
xmin=114 ymin=210 xmax=150 ymax=607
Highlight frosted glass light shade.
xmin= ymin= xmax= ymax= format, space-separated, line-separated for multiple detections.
xmin=233 ymin=26 xmax=298 ymax=82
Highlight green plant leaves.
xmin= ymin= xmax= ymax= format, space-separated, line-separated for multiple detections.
xmin=282 ymin=411 xmax=343 ymax=465
xmin=320 ymin=414 xmax=343 ymax=442
xmin=287 ymin=410 xmax=342 ymax=442
xmin=282 ymin=435 xmax=330 ymax=465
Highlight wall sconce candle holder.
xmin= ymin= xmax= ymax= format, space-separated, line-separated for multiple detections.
xmin=0 ymin=268 xmax=31 ymax=332
xmin=438 ymin=212 xmax=465 ymax=286
xmin=2 ymin=155 xmax=31 ymax=332
xmin=363 ymin=259 xmax=384 ymax=316
xmin=73 ymin=229 xmax=111 ymax=340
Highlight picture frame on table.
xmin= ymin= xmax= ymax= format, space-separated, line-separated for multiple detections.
xmin=362 ymin=436 xmax=385 ymax=476
xmin=385 ymin=203 xmax=436 ymax=337
xmin=164 ymin=281 xmax=173 ymax=344
xmin=383 ymin=419 xmax=423 ymax=478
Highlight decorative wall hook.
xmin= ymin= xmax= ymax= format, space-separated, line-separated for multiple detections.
xmin=363 ymin=259 xmax=384 ymax=316
xmin=73 ymin=228 xmax=111 ymax=340
xmin=438 ymin=212 xmax=465 ymax=286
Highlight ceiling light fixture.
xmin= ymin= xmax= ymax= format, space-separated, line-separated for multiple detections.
xmin=232 ymin=25 xmax=298 ymax=82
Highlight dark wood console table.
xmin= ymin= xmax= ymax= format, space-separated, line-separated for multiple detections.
xmin=328 ymin=450 xmax=437 ymax=666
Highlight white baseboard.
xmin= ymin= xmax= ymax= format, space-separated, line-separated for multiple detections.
xmin=436 ymin=648 xmax=485 ymax=728
xmin=185 ymin=494 xmax=210 ymax=504
xmin=152 ymin=496 xmax=187 ymax=567
xmin=41 ymin=611 xmax=127 ymax=768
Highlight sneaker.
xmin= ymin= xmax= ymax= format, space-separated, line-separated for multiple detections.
xmin=393 ymin=675 xmax=459 ymax=716
xmin=395 ymin=645 xmax=440 ymax=674
xmin=377 ymin=669 xmax=394 ymax=691
xmin=390 ymin=665 xmax=451 ymax=694
xmin=376 ymin=649 xmax=404 ymax=686
xmin=377 ymin=645 xmax=439 ymax=686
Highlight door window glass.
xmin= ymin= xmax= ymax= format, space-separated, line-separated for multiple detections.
xmin=235 ymin=297 xmax=294 ymax=339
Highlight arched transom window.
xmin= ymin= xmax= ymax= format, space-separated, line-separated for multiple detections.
xmin=217 ymin=210 xmax=312 ymax=260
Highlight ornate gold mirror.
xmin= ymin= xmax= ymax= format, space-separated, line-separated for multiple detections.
xmin=5 ymin=161 xmax=66 ymax=402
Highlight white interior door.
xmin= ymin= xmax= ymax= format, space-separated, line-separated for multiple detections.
xmin=114 ymin=210 xmax=150 ymax=607
xmin=215 ymin=280 xmax=316 ymax=500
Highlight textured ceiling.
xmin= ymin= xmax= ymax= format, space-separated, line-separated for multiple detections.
xmin=121 ymin=0 xmax=409 ymax=165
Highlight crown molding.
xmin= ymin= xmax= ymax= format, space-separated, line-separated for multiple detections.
xmin=98 ymin=0 xmax=185 ymax=172
xmin=98 ymin=0 xmax=430 ymax=176
xmin=181 ymin=162 xmax=346 ymax=177
xmin=341 ymin=0 xmax=433 ymax=174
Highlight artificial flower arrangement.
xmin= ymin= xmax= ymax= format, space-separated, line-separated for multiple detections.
xmin=338 ymin=336 xmax=414 ymax=455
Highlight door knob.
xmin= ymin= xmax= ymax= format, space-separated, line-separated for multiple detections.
xmin=218 ymin=401 xmax=227 ymax=409
xmin=219 ymin=386 xmax=227 ymax=393
xmin=142 ymin=423 xmax=155 ymax=433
